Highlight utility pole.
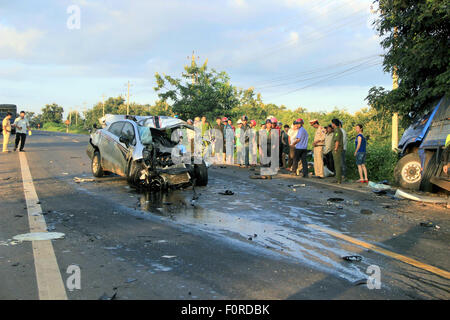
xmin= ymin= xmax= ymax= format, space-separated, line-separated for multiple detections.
xmin=102 ymin=94 xmax=105 ymax=117
xmin=125 ymin=81 xmax=133 ymax=115
xmin=392 ymin=26 xmax=399 ymax=151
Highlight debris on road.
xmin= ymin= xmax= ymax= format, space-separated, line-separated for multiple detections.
xmin=161 ymin=255 xmax=177 ymax=259
xmin=125 ymin=278 xmax=137 ymax=283
xmin=99 ymin=291 xmax=117 ymax=300
xmin=360 ymin=209 xmax=373 ymax=215
xmin=73 ymin=177 xmax=96 ymax=183
xmin=342 ymin=255 xmax=362 ymax=262
xmin=368 ymin=181 xmax=392 ymax=191
xmin=219 ymin=190 xmax=234 ymax=195
xmin=288 ymin=184 xmax=306 ymax=188
xmin=13 ymin=232 xmax=65 ymax=241
xmin=323 ymin=211 xmax=337 ymax=215
xmin=327 ymin=198 xmax=344 ymax=202
xmin=394 ymin=189 xmax=448 ymax=203
xmin=419 ymin=222 xmax=436 ymax=228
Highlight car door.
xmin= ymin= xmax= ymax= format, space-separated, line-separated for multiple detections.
xmin=113 ymin=122 xmax=137 ymax=175
xmin=101 ymin=121 xmax=125 ymax=174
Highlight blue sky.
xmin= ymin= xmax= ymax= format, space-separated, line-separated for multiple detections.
xmin=0 ymin=0 xmax=392 ymax=116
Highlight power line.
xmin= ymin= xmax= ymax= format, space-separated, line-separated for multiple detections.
xmin=253 ymin=54 xmax=381 ymax=88
xmin=222 ymin=0 xmax=371 ymax=69
xmin=266 ymin=60 xmax=382 ymax=99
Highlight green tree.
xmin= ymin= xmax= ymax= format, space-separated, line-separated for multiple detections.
xmin=41 ymin=103 xmax=64 ymax=124
xmin=366 ymin=0 xmax=450 ymax=124
xmin=150 ymin=100 xmax=174 ymax=116
xmin=83 ymin=96 xmax=126 ymax=128
xmin=154 ymin=60 xmax=239 ymax=120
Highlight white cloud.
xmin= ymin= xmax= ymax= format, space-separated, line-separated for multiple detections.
xmin=0 ymin=24 xmax=44 ymax=58
xmin=228 ymin=0 xmax=248 ymax=8
xmin=289 ymin=31 xmax=299 ymax=43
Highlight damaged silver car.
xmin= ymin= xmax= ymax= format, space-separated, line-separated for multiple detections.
xmin=86 ymin=114 xmax=209 ymax=190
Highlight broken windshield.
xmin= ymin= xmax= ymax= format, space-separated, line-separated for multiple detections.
xmin=138 ymin=126 xmax=153 ymax=145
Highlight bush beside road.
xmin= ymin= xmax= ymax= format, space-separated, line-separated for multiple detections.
xmin=42 ymin=122 xmax=89 ymax=135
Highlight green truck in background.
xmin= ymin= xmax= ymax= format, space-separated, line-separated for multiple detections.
xmin=0 ymin=104 xmax=17 ymax=135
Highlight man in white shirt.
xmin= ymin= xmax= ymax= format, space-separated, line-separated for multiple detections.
xmin=287 ymin=120 xmax=299 ymax=171
xmin=339 ymin=120 xmax=347 ymax=178
xmin=13 ymin=111 xmax=30 ymax=152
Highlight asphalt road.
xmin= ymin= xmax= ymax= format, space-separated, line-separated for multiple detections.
xmin=0 ymin=130 xmax=449 ymax=300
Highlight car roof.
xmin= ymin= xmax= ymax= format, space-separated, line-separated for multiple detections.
xmin=100 ymin=114 xmax=194 ymax=130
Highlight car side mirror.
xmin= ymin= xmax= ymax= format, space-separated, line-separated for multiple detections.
xmin=119 ymin=136 xmax=129 ymax=146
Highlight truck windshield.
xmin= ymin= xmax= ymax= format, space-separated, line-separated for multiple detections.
xmin=138 ymin=126 xmax=152 ymax=145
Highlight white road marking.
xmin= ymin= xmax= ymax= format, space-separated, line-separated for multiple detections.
xmin=19 ymin=152 xmax=68 ymax=300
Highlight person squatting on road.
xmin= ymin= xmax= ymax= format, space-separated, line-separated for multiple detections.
xmin=331 ymin=118 xmax=343 ymax=184
xmin=354 ymin=124 xmax=368 ymax=183
xmin=291 ymin=118 xmax=309 ymax=178
xmin=2 ymin=112 xmax=12 ymax=153
xmin=309 ymin=119 xmax=326 ymax=178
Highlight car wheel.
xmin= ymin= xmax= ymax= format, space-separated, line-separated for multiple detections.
xmin=92 ymin=151 xmax=104 ymax=177
xmin=194 ymin=164 xmax=208 ymax=186
xmin=394 ymin=152 xmax=421 ymax=190
xmin=127 ymin=161 xmax=143 ymax=185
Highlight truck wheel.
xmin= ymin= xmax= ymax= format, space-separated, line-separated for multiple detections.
xmin=92 ymin=151 xmax=104 ymax=177
xmin=194 ymin=164 xmax=208 ymax=186
xmin=394 ymin=153 xmax=421 ymax=190
xmin=420 ymin=152 xmax=438 ymax=193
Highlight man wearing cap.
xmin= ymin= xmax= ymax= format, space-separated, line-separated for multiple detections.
xmin=281 ymin=124 xmax=290 ymax=169
xmin=212 ymin=116 xmax=224 ymax=160
xmin=331 ymin=119 xmax=343 ymax=184
xmin=291 ymin=119 xmax=309 ymax=177
xmin=309 ymin=119 xmax=326 ymax=178
xmin=240 ymin=115 xmax=251 ymax=167
xmin=235 ymin=119 xmax=243 ymax=165
xmin=287 ymin=120 xmax=299 ymax=170
xmin=222 ymin=117 xmax=233 ymax=163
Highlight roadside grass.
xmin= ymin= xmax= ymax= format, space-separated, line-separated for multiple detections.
xmin=41 ymin=122 xmax=89 ymax=135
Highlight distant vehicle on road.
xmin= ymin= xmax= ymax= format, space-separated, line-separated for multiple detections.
xmin=394 ymin=96 xmax=449 ymax=192
xmin=0 ymin=104 xmax=17 ymax=135
xmin=86 ymin=114 xmax=209 ymax=190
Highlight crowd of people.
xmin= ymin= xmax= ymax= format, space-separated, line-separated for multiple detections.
xmin=180 ymin=115 xmax=369 ymax=184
